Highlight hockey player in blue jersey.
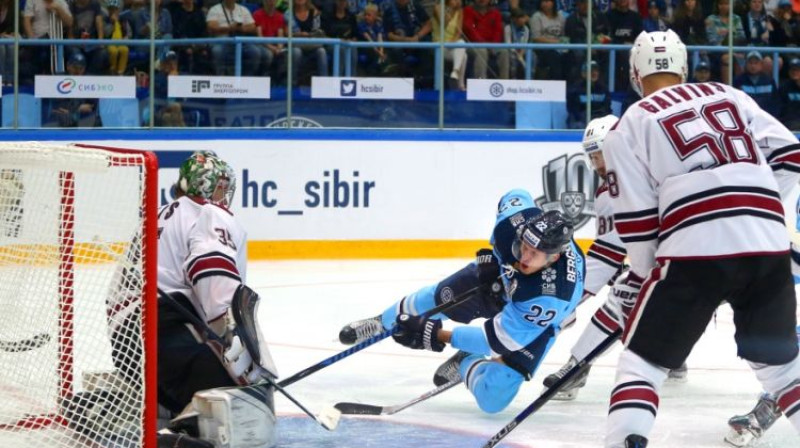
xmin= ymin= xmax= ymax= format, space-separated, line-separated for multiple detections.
xmin=338 ymin=189 xmax=586 ymax=413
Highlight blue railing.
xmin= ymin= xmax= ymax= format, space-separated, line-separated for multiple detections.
xmin=13 ymin=37 xmax=799 ymax=86
xmin=3 ymin=37 xmax=799 ymax=129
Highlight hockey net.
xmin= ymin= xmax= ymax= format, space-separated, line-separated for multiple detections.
xmin=0 ymin=143 xmax=158 ymax=448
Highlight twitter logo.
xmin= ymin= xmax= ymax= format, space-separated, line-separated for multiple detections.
xmin=340 ymin=80 xmax=357 ymax=97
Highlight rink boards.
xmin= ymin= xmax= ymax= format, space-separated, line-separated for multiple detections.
xmin=7 ymin=128 xmax=799 ymax=259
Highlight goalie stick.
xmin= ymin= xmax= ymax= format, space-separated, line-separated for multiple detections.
xmin=333 ymin=379 xmax=462 ymax=416
xmin=0 ymin=333 xmax=51 ymax=352
xmin=481 ymin=329 xmax=622 ymax=448
xmin=157 ymin=289 xmax=340 ymax=431
xmin=278 ymin=279 xmax=498 ymax=388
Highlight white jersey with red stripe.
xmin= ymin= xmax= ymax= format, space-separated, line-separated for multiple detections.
xmin=584 ymin=183 xmax=627 ymax=296
xmin=157 ymin=195 xmax=248 ymax=323
xmin=603 ymin=81 xmax=800 ymax=277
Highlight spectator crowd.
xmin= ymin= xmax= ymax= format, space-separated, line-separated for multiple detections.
xmin=0 ymin=0 xmax=798 ymax=128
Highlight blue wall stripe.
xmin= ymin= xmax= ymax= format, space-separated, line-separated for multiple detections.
xmin=0 ymin=129 xmax=583 ymax=142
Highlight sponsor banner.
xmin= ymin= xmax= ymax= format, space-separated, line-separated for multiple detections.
xmin=168 ymin=76 xmax=271 ymax=99
xmin=35 ymin=75 xmax=136 ymax=98
xmin=70 ymin=138 xmax=596 ymax=242
xmin=467 ymin=79 xmax=566 ymax=102
xmin=311 ymin=77 xmax=414 ymax=100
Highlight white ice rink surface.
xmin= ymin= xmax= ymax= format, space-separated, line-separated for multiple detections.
xmin=252 ymin=258 xmax=799 ymax=448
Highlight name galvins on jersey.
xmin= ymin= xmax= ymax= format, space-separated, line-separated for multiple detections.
xmin=158 ymin=196 xmax=248 ymax=323
xmin=603 ymin=82 xmax=800 ymax=278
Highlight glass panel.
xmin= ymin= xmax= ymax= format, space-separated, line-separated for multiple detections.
xmin=1 ymin=0 xmax=797 ymax=129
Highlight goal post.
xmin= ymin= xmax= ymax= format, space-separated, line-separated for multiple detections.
xmin=0 ymin=143 xmax=158 ymax=448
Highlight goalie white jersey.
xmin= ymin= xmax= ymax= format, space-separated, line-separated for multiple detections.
xmin=584 ymin=183 xmax=627 ymax=296
xmin=603 ymin=82 xmax=800 ymax=278
xmin=158 ymin=196 xmax=248 ymax=322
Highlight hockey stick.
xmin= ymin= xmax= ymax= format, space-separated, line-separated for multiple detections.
xmin=481 ymin=328 xmax=623 ymax=448
xmin=157 ymin=289 xmax=339 ymax=431
xmin=278 ymin=280 xmax=496 ymax=388
xmin=0 ymin=333 xmax=51 ymax=353
xmin=333 ymin=379 xmax=462 ymax=416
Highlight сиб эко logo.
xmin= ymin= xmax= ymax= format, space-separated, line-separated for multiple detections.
xmin=57 ymin=78 xmax=76 ymax=94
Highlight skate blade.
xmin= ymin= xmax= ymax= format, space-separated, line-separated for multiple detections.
xmin=545 ymin=388 xmax=579 ymax=401
xmin=724 ymin=428 xmax=755 ymax=447
xmin=665 ymin=374 xmax=688 ymax=384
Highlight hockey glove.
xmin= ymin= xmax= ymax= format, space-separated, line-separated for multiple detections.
xmin=610 ymin=274 xmax=642 ymax=327
xmin=475 ymin=248 xmax=500 ymax=284
xmin=392 ymin=314 xmax=445 ymax=352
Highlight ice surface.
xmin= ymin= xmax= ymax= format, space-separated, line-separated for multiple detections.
xmin=255 ymin=259 xmax=798 ymax=448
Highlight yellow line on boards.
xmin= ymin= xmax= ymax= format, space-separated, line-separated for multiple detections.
xmin=247 ymin=239 xmax=594 ymax=260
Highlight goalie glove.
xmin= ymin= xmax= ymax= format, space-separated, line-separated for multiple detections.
xmin=393 ymin=314 xmax=445 ymax=352
xmin=221 ymin=285 xmax=279 ymax=385
xmin=223 ymin=331 xmax=273 ymax=384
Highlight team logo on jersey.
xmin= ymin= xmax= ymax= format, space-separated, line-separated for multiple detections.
xmin=439 ymin=287 xmax=454 ymax=304
xmin=535 ymin=153 xmax=599 ymax=230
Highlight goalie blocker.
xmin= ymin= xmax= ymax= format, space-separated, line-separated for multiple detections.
xmin=158 ymin=285 xmax=279 ymax=448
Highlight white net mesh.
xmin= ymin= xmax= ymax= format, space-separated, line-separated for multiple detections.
xmin=0 ymin=144 xmax=155 ymax=448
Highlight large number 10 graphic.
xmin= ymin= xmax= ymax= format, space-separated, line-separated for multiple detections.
xmin=659 ymin=100 xmax=758 ymax=166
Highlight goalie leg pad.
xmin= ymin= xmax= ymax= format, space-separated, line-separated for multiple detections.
xmin=192 ymin=385 xmax=277 ymax=448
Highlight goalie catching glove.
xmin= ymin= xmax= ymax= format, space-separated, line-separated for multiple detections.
xmin=393 ymin=314 xmax=445 ymax=352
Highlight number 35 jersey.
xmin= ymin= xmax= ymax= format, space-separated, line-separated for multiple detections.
xmin=603 ymin=82 xmax=800 ymax=277
xmin=157 ymin=196 xmax=248 ymax=323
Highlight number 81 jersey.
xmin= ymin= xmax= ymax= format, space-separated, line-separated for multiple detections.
xmin=602 ymin=82 xmax=800 ymax=277
xmin=157 ymin=195 xmax=248 ymax=322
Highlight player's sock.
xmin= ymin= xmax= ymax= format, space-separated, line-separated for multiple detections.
xmin=572 ymin=305 xmax=620 ymax=361
xmin=777 ymin=380 xmax=800 ymax=432
xmin=338 ymin=314 xmax=384 ymax=345
xmin=606 ymin=350 xmax=667 ymax=448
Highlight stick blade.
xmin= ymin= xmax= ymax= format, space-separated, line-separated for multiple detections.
xmin=334 ymin=402 xmax=384 ymax=415
xmin=317 ymin=406 xmax=342 ymax=431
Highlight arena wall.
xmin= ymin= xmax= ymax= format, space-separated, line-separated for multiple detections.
xmin=9 ymin=128 xmax=795 ymax=259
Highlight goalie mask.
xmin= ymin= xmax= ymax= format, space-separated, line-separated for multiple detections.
xmin=178 ymin=151 xmax=236 ymax=207
xmin=511 ymin=210 xmax=574 ymax=259
xmin=629 ymin=30 xmax=688 ymax=97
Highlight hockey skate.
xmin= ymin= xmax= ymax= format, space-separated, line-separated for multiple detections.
xmin=338 ymin=314 xmax=384 ymax=345
xmin=666 ymin=362 xmax=688 ymax=383
xmin=724 ymin=393 xmax=782 ymax=447
xmin=625 ymin=434 xmax=648 ymax=448
xmin=433 ymin=351 xmax=470 ymax=386
xmin=542 ymin=356 xmax=591 ymax=401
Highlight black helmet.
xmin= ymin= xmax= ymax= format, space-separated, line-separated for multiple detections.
xmin=512 ymin=210 xmax=574 ymax=258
